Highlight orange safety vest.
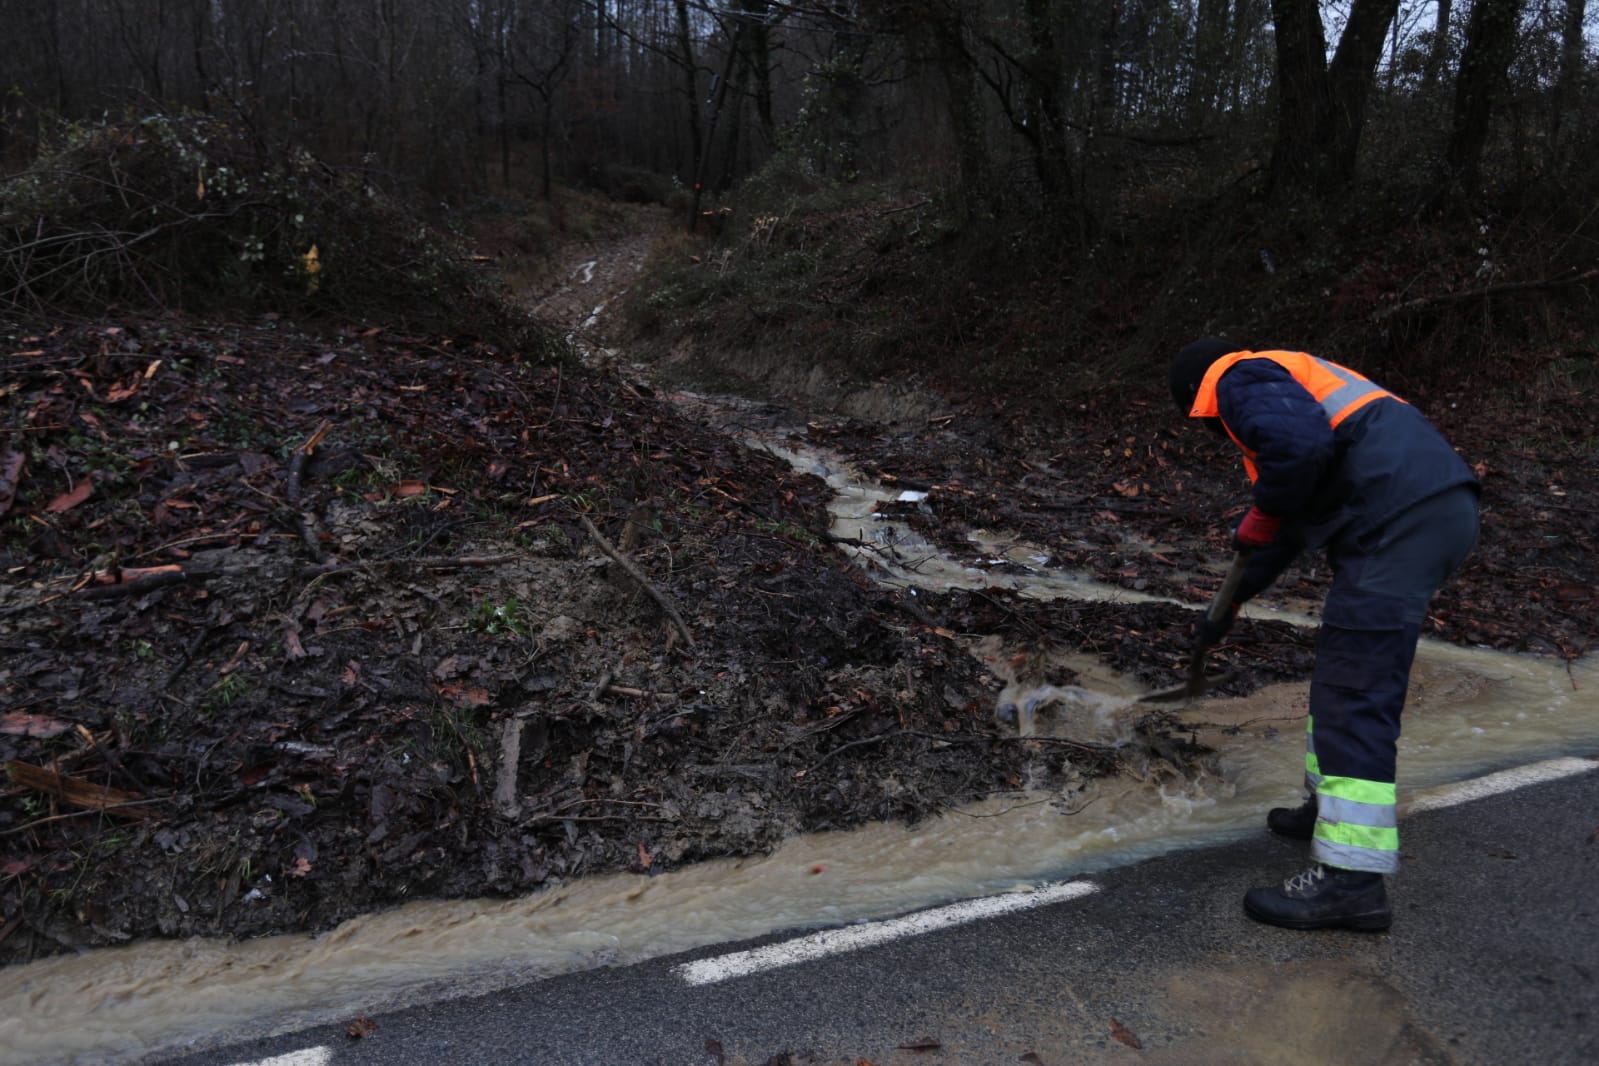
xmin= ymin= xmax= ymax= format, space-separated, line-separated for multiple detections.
xmin=1190 ymin=350 xmax=1405 ymax=483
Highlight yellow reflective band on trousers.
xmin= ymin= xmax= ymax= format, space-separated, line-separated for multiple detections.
xmin=1314 ymin=774 xmax=1400 ymax=874
xmin=1304 ymin=716 xmax=1322 ymax=791
xmin=1318 ymin=775 xmax=1396 ymax=807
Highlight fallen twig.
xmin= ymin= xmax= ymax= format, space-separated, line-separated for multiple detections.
xmin=5 ymin=760 xmax=155 ymax=817
xmin=65 ymin=552 xmax=519 ymax=601
xmin=75 ymin=724 xmax=149 ymax=794
xmin=600 ymin=684 xmax=674 ymax=700
xmin=297 ymin=511 xmax=329 ymax=565
xmin=1377 ymin=267 xmax=1598 ymax=319
xmin=306 ymin=553 xmax=518 ymax=576
xmin=493 ymin=717 xmax=523 ymax=819
xmin=0 ymin=800 xmax=167 ymax=837
xmin=580 ymin=515 xmax=696 ymax=648
xmin=76 ymin=565 xmax=212 ymax=600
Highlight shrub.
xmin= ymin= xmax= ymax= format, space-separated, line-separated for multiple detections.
xmin=0 ymin=111 xmax=558 ymax=355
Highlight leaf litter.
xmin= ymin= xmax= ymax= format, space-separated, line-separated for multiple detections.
xmin=0 ymin=314 xmax=1175 ymax=964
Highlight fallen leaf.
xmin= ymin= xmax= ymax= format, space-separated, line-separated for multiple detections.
xmin=104 ymin=378 xmax=142 ymax=402
xmin=288 ymin=856 xmax=313 ymax=877
xmin=392 ymin=479 xmax=428 ymax=497
xmin=435 ymin=682 xmax=492 ymax=707
xmin=1109 ymin=1019 xmax=1142 ymax=1050
xmin=45 ymin=478 xmax=93 ymax=513
xmin=0 ymin=713 xmax=75 ymax=739
xmin=1020 ymin=1054 xmax=1045 ymax=1064
xmin=344 ymin=1016 xmax=378 ymax=1039
xmin=637 ymin=841 xmax=652 ymax=868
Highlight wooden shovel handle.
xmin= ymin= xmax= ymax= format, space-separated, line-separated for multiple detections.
xmin=1206 ymin=552 xmax=1249 ymax=625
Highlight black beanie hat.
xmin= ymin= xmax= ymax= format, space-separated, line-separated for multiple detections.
xmin=1168 ymin=339 xmax=1238 ymax=416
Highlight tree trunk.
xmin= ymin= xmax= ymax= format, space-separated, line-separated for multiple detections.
xmin=1270 ymin=0 xmax=1403 ymax=194
xmin=920 ymin=11 xmax=988 ymax=221
xmin=1091 ymin=0 xmax=1122 ymax=133
xmin=1551 ymin=0 xmax=1586 ymax=151
xmin=1422 ymin=0 xmax=1454 ymax=94
xmin=1446 ymin=0 xmax=1524 ymax=192
xmin=1267 ymin=0 xmax=1330 ymax=194
xmin=739 ymin=0 xmax=776 ymax=144
xmin=1228 ymin=0 xmax=1263 ymax=113
xmin=1022 ymin=0 xmax=1073 ymax=204
xmin=1191 ymin=0 xmax=1230 ymax=120
xmin=1321 ymin=0 xmax=1402 ymax=184
xmin=673 ymin=0 xmax=702 ymax=185
xmin=690 ymin=23 xmax=740 ymax=227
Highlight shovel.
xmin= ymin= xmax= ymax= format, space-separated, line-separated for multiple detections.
xmin=1138 ymin=551 xmax=1248 ymax=703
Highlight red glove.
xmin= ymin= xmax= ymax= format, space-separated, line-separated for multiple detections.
xmin=1233 ymin=506 xmax=1281 ymax=550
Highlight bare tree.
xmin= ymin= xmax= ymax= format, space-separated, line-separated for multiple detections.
xmin=1268 ymin=0 xmax=1404 ymax=195
xmin=1551 ymin=0 xmax=1587 ymax=152
xmin=1446 ymin=0 xmax=1526 ymax=192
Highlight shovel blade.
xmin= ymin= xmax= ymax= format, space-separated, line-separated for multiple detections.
xmin=1137 ymin=682 xmax=1201 ymax=704
xmin=1135 ymin=668 xmax=1234 ymax=704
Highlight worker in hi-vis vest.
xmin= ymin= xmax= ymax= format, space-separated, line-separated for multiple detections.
xmin=1167 ymin=340 xmax=1480 ymax=931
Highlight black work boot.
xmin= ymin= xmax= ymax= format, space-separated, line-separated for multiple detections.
xmin=1267 ymin=795 xmax=1317 ymax=840
xmin=1243 ymin=863 xmax=1392 ymax=931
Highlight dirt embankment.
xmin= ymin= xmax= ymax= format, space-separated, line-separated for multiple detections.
xmin=0 ymin=292 xmax=1209 ymax=966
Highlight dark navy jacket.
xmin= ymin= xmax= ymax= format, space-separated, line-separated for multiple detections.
xmin=1213 ymin=358 xmax=1477 ymax=602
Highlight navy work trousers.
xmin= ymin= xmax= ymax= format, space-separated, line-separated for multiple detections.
xmin=1304 ymin=484 xmax=1480 ymax=873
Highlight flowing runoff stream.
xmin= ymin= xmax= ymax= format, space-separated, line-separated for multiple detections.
xmin=4 ymin=396 xmax=1597 ymax=1066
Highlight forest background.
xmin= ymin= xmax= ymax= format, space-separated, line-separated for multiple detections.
xmin=0 ymin=0 xmax=1596 ymax=966
xmin=2 ymin=0 xmax=1595 ymax=392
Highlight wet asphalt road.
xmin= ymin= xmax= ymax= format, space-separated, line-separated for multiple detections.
xmin=162 ymin=759 xmax=1598 ymax=1066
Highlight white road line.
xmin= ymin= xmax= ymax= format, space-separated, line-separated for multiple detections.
xmin=225 ymin=1049 xmax=331 ymax=1066
xmin=1404 ymin=756 xmax=1598 ymax=815
xmin=674 ymin=880 xmax=1099 ymax=986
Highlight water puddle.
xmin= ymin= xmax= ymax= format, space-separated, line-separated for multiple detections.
xmin=3 ymin=395 xmax=1596 ymax=1066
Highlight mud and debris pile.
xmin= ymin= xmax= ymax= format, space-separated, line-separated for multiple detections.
xmin=0 ymin=316 xmax=1211 ymax=965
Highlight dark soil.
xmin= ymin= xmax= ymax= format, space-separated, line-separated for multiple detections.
xmin=2 ymin=208 xmax=1592 ymax=968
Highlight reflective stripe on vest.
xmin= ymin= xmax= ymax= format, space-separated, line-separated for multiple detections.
xmin=1188 ymin=351 xmax=1404 ymax=483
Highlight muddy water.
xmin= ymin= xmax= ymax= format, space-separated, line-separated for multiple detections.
xmin=5 ymin=413 xmax=1598 ymax=1066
